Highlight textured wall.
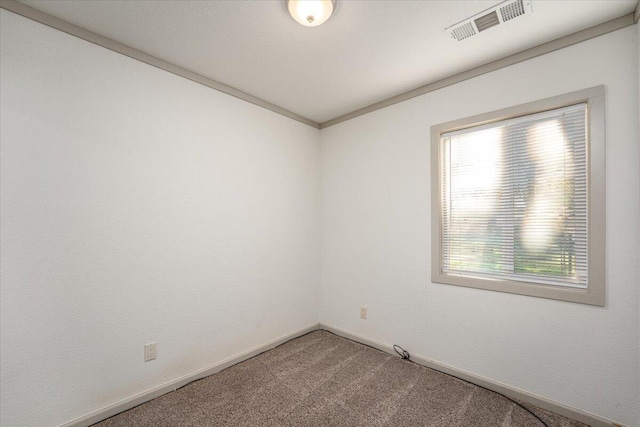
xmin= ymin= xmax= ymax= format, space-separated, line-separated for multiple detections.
xmin=0 ymin=10 xmax=319 ymax=427
xmin=637 ymin=20 xmax=640 ymax=408
xmin=2 ymin=6 xmax=639 ymax=427
xmin=319 ymin=26 xmax=640 ymax=426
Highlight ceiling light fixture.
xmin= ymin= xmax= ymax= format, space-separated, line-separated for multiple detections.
xmin=286 ymin=0 xmax=336 ymax=27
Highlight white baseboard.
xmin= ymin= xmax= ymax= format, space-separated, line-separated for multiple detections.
xmin=58 ymin=322 xmax=625 ymax=427
xmin=57 ymin=323 xmax=322 ymax=427
xmin=319 ymin=323 xmax=625 ymax=427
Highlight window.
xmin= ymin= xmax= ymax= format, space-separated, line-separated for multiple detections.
xmin=431 ymin=86 xmax=605 ymax=306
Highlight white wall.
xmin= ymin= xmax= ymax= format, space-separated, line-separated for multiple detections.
xmin=637 ymin=20 xmax=640 ymax=423
xmin=319 ymin=26 xmax=640 ymax=426
xmin=2 ymin=6 xmax=639 ymax=427
xmin=0 ymin=10 xmax=319 ymax=427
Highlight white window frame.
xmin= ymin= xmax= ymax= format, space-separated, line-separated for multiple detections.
xmin=431 ymin=86 xmax=605 ymax=306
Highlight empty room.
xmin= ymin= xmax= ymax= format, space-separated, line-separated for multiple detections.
xmin=1 ymin=0 xmax=639 ymax=426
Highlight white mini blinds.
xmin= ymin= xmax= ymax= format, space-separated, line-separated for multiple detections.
xmin=440 ymin=104 xmax=588 ymax=289
xmin=432 ymin=87 xmax=605 ymax=306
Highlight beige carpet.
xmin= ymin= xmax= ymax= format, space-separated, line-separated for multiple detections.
xmin=94 ymin=331 xmax=587 ymax=426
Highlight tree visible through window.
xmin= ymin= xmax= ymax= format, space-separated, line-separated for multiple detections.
xmin=441 ymin=104 xmax=587 ymax=287
xmin=431 ymin=87 xmax=605 ymax=305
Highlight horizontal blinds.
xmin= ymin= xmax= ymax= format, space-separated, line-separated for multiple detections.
xmin=441 ymin=103 xmax=588 ymax=288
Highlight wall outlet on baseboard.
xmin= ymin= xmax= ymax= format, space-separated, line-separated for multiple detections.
xmin=144 ymin=343 xmax=157 ymax=362
xmin=360 ymin=307 xmax=367 ymax=319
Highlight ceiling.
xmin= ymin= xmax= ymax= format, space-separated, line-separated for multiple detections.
xmin=17 ymin=0 xmax=639 ymax=124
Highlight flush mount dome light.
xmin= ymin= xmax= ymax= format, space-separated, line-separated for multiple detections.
xmin=287 ymin=0 xmax=336 ymax=27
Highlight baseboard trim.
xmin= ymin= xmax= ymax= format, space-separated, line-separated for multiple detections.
xmin=319 ymin=323 xmax=625 ymax=427
xmin=57 ymin=323 xmax=322 ymax=427
xmin=58 ymin=322 xmax=626 ymax=427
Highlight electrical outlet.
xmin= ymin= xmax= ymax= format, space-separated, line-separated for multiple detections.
xmin=144 ymin=343 xmax=157 ymax=362
xmin=360 ymin=307 xmax=368 ymax=319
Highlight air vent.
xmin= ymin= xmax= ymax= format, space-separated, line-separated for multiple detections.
xmin=451 ymin=22 xmax=476 ymax=41
xmin=500 ymin=0 xmax=526 ymax=21
xmin=475 ymin=11 xmax=500 ymax=32
xmin=447 ymin=0 xmax=533 ymax=41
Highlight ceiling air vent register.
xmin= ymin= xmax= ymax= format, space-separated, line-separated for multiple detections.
xmin=447 ymin=0 xmax=533 ymax=41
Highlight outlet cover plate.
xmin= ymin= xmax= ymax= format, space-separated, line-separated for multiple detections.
xmin=144 ymin=343 xmax=157 ymax=362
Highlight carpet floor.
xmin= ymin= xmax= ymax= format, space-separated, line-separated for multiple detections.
xmin=94 ymin=331 xmax=587 ymax=426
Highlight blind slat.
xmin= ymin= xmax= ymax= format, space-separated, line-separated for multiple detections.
xmin=441 ymin=103 xmax=588 ymax=288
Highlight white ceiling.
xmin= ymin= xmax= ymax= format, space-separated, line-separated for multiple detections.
xmin=18 ymin=0 xmax=638 ymax=124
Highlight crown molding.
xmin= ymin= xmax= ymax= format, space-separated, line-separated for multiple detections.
xmin=0 ymin=0 xmax=321 ymax=129
xmin=1 ymin=0 xmax=635 ymax=131
xmin=320 ymin=13 xmax=634 ymax=128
